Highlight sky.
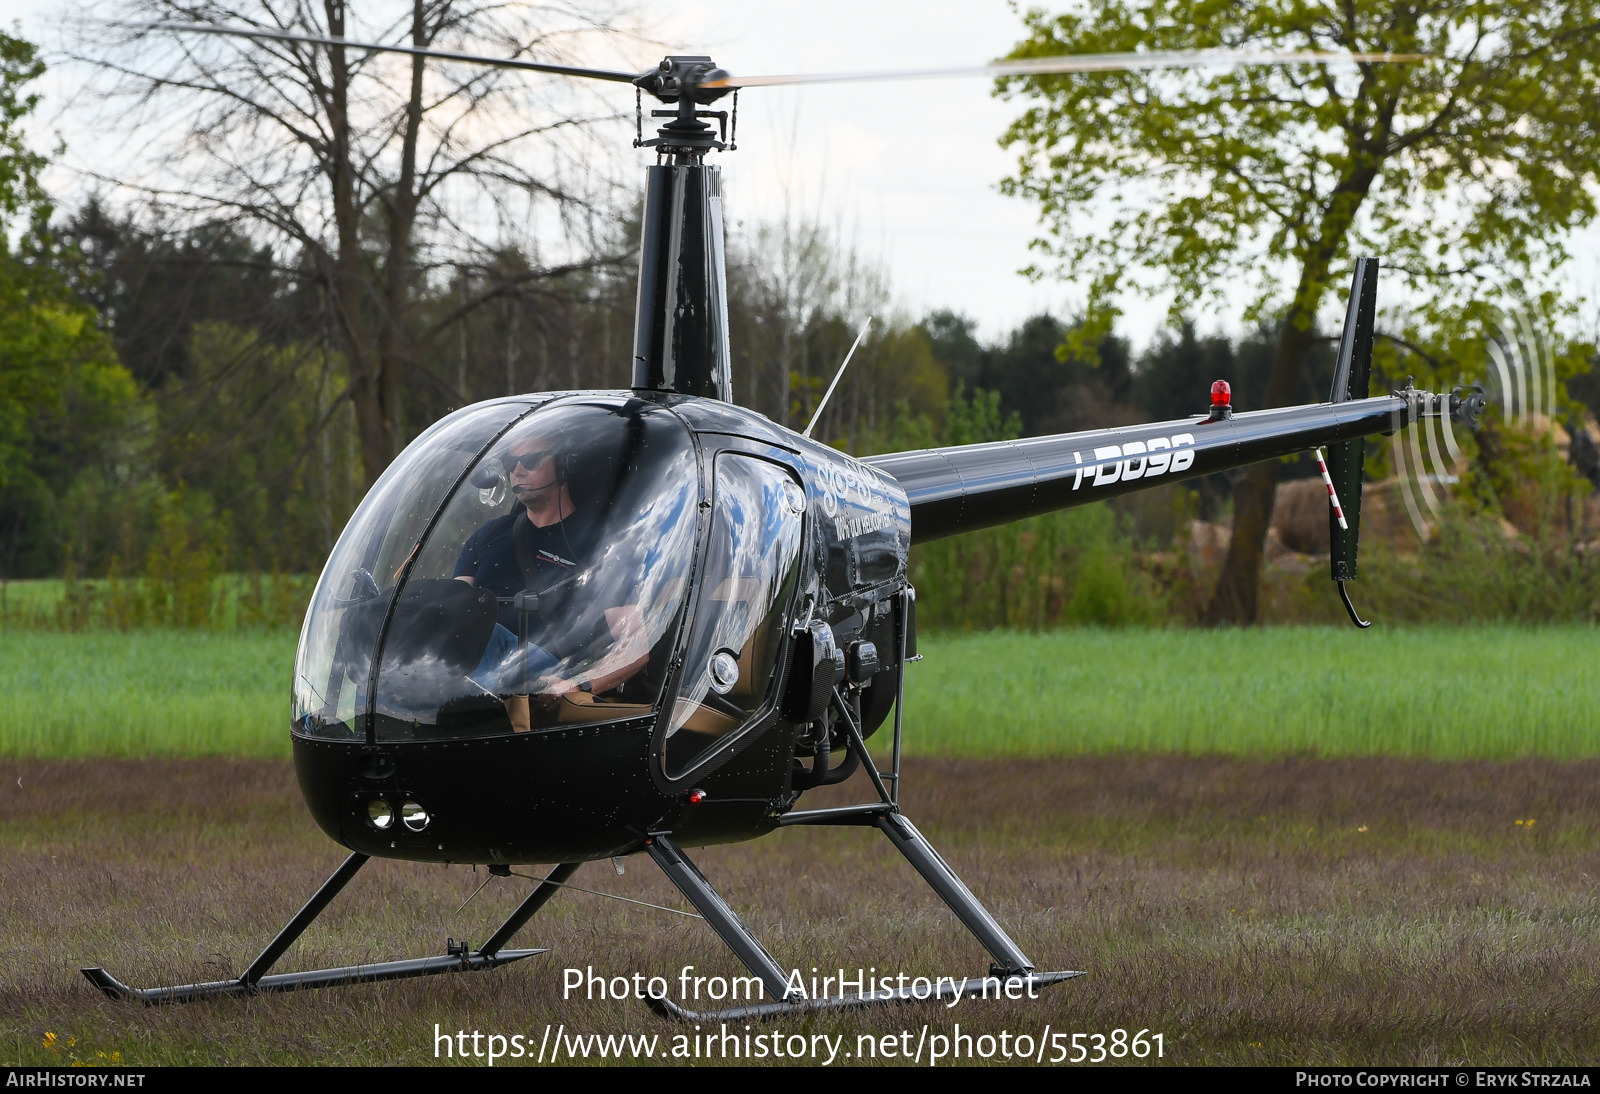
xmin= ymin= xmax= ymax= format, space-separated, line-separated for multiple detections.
xmin=9 ymin=0 xmax=1598 ymax=352
xmin=660 ymin=0 xmax=1097 ymax=342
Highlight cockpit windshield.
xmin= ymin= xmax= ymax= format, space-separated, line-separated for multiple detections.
xmin=293 ymin=398 xmax=699 ymax=742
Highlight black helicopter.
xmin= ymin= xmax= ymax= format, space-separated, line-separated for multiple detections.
xmin=83 ymin=33 xmax=1482 ymax=1019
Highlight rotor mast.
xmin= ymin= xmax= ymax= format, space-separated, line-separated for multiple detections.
xmin=629 ymin=58 xmax=736 ymax=403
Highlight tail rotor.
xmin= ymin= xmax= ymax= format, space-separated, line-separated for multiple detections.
xmin=1389 ymin=302 xmax=1543 ymax=544
xmin=1486 ymin=305 xmax=1556 ymax=427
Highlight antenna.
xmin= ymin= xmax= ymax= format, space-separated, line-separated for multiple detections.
xmin=803 ymin=317 xmax=873 ymax=440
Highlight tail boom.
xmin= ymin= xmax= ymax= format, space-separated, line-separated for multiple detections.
xmin=868 ymin=394 xmax=1419 ymax=544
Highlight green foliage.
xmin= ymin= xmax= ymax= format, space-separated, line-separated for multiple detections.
xmin=7 ymin=312 xmax=359 ymax=582
xmin=914 ymin=504 xmax=1158 ymax=629
xmin=792 ymin=317 xmax=951 ymax=453
xmin=943 ymin=381 xmax=1021 ymax=446
xmin=1465 ymin=417 xmax=1586 ymax=529
xmin=152 ymin=322 xmax=358 ymax=573
xmin=892 ymin=380 xmax=1163 ymax=630
xmin=1055 ymin=297 xmax=1119 ymax=369
xmin=926 ymin=311 xmax=1138 ymax=438
xmin=1064 ymin=541 xmax=1153 ymax=625
xmin=998 ymin=0 xmax=1600 ymax=346
xmin=0 ymin=30 xmax=46 ymax=228
xmin=2 ymin=571 xmax=314 ymax=632
xmin=0 ymin=274 xmax=136 ymax=495
xmin=874 ymin=378 xmax=1018 ymax=454
xmin=1359 ymin=521 xmax=1600 ymax=624
xmin=1285 ymin=438 xmax=1600 ymax=625
xmin=0 ymin=33 xmax=142 ymax=579
xmin=882 ymin=399 xmax=939 ymax=452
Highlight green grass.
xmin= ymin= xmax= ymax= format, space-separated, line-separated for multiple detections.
xmin=0 ymin=631 xmax=296 ymax=758
xmin=0 ymin=573 xmax=314 ymax=631
xmin=2 ymin=626 xmax=1596 ymax=760
xmin=0 ymin=578 xmax=63 ymax=614
xmin=903 ymin=626 xmax=1600 ymax=759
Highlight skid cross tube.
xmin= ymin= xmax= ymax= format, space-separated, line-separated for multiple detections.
xmin=646 ymin=835 xmax=794 ymax=1002
xmin=480 ymin=862 xmax=581 ymax=955
xmin=777 ymin=801 xmax=894 ymax=826
xmin=875 ymin=812 xmax=1035 ymax=976
xmin=82 ymin=850 xmax=554 ymax=1005
xmin=244 ymin=851 xmax=369 ymax=985
xmin=646 ymin=818 xmax=1077 ymax=1021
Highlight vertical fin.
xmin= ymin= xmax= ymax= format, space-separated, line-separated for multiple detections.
xmin=1327 ymin=257 xmax=1378 ymax=581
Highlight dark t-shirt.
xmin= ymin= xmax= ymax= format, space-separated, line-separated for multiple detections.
xmin=453 ymin=507 xmax=602 ymax=646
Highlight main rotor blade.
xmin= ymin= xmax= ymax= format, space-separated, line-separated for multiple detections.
xmin=140 ymin=22 xmax=644 ymax=83
xmin=706 ymin=49 xmax=1422 ymax=89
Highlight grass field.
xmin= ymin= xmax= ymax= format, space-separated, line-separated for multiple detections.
xmin=907 ymin=627 xmax=1600 ymax=759
xmin=0 ymin=575 xmax=313 ymax=632
xmin=4 ymin=627 xmax=1597 ymax=1066
xmin=2 ymin=626 xmax=1596 ymax=760
xmin=0 ymin=632 xmax=295 ymax=758
xmin=5 ymin=754 xmax=1599 ymax=1066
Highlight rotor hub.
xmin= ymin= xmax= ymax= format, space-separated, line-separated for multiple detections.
xmin=634 ymin=56 xmax=734 ymax=159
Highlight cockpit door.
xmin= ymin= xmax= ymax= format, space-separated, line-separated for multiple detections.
xmin=657 ymin=451 xmax=806 ymax=780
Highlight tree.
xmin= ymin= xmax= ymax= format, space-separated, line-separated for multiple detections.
xmin=728 ymin=213 xmax=877 ymax=428
xmin=79 ymin=1 xmax=636 ymax=486
xmin=0 ymin=31 xmax=47 ymax=229
xmin=62 ymin=198 xmax=291 ymax=390
xmin=0 ymin=32 xmax=140 ymax=579
xmin=999 ymin=0 xmax=1600 ymax=622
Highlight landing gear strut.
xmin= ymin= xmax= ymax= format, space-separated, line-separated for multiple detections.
xmin=81 ymin=855 xmax=572 ymax=1004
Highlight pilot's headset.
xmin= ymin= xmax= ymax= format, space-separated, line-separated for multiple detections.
xmin=509 ymin=429 xmax=579 ymax=492
xmin=549 ymin=434 xmax=580 ymax=487
xmin=469 ymin=429 xmax=577 ymax=502
xmin=530 ymin=429 xmax=579 ymax=491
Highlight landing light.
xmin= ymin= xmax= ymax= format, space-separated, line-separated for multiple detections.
xmin=401 ymin=800 xmax=431 ymax=832
xmin=368 ymin=799 xmax=394 ymax=830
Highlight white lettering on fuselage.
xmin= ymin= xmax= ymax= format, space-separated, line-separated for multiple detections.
xmin=819 ymin=461 xmax=887 ymax=519
xmin=1073 ymin=432 xmax=1195 ymax=490
xmin=836 ymin=509 xmax=895 ymax=540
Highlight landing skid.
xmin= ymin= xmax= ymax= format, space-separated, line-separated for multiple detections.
xmin=82 ymin=855 xmax=578 ymax=1005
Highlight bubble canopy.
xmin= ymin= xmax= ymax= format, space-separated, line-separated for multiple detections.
xmin=292 ymin=397 xmax=718 ymax=744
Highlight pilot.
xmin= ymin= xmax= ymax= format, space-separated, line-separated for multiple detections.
xmin=454 ymin=428 xmax=647 ymax=730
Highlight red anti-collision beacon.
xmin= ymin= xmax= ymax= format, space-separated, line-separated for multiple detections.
xmin=1208 ymin=380 xmax=1233 ymax=420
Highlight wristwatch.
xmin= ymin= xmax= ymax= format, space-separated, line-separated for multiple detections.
xmin=576 ymin=675 xmax=593 ymax=693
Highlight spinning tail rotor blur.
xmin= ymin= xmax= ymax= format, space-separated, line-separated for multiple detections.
xmin=1390 ymin=387 xmax=1467 ymax=543
xmin=1390 ymin=304 xmax=1542 ymax=543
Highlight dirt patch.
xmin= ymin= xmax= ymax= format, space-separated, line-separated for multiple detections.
xmin=4 ymin=755 xmax=1598 ymax=1066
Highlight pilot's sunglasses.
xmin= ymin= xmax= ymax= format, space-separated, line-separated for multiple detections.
xmin=501 ymin=449 xmax=555 ymax=474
